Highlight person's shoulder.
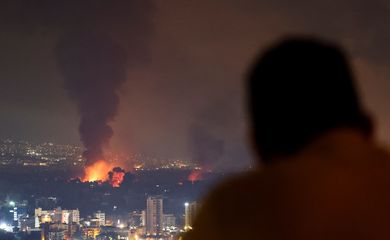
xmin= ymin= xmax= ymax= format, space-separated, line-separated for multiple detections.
xmin=194 ymin=169 xmax=270 ymax=223
xmin=205 ymin=170 xmax=265 ymax=201
xmin=183 ymin=170 xmax=266 ymax=240
xmin=372 ymin=144 xmax=390 ymax=163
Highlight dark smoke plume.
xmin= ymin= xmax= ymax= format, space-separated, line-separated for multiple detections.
xmin=56 ymin=31 xmax=127 ymax=165
xmin=0 ymin=0 xmax=153 ymax=167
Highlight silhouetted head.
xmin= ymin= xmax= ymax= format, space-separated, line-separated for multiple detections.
xmin=248 ymin=37 xmax=372 ymax=164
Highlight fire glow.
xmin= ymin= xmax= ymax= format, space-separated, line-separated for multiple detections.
xmin=188 ymin=170 xmax=203 ymax=183
xmin=82 ymin=160 xmax=125 ymax=187
xmin=109 ymin=167 xmax=126 ymax=188
xmin=83 ymin=161 xmax=111 ymax=182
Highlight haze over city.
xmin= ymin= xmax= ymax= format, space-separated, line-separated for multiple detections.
xmin=0 ymin=0 xmax=390 ymax=239
xmin=1 ymin=0 xmax=390 ymax=171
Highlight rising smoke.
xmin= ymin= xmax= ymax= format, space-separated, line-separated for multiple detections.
xmin=56 ymin=31 xmax=127 ymax=166
xmin=189 ymin=124 xmax=225 ymax=170
xmin=0 ymin=0 xmax=153 ymax=170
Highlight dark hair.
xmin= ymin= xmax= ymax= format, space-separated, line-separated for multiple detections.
xmin=248 ymin=37 xmax=371 ymax=163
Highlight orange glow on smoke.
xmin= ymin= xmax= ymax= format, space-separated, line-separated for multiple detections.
xmin=83 ymin=160 xmax=112 ymax=182
xmin=110 ymin=171 xmax=125 ymax=187
xmin=188 ymin=170 xmax=203 ymax=183
xmin=82 ymin=160 xmax=125 ymax=187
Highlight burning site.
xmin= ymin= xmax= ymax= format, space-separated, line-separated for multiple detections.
xmin=82 ymin=161 xmax=126 ymax=187
xmin=56 ymin=31 xmax=128 ymax=187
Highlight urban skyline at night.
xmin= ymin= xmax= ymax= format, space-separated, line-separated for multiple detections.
xmin=0 ymin=137 xmax=212 ymax=239
xmin=1 ymin=0 xmax=390 ymax=239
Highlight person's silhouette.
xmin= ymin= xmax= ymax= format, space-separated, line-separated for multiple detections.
xmin=183 ymin=37 xmax=390 ymax=239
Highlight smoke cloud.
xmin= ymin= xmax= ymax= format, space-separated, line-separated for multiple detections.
xmin=0 ymin=0 xmax=154 ymax=172
xmin=0 ymin=0 xmax=153 ymax=168
xmin=1 ymin=0 xmax=390 ymax=171
xmin=189 ymin=124 xmax=225 ymax=170
xmin=56 ymin=32 xmax=127 ymax=165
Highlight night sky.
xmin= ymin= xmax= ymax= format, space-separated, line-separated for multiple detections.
xmin=0 ymin=0 xmax=389 ymax=170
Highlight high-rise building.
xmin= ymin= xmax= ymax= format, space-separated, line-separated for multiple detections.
xmin=61 ymin=210 xmax=70 ymax=224
xmin=141 ymin=210 xmax=146 ymax=227
xmin=94 ymin=211 xmax=105 ymax=226
xmin=69 ymin=209 xmax=80 ymax=224
xmin=184 ymin=201 xmax=199 ymax=231
xmin=162 ymin=214 xmax=176 ymax=229
xmin=146 ymin=196 xmax=163 ymax=235
xmin=41 ymin=223 xmax=68 ymax=240
xmin=9 ymin=206 xmax=18 ymax=228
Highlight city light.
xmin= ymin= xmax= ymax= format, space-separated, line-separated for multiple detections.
xmin=0 ymin=140 xmax=205 ymax=239
xmin=0 ymin=222 xmax=13 ymax=232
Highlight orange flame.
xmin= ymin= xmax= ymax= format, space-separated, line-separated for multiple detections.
xmin=82 ymin=160 xmax=113 ymax=182
xmin=82 ymin=160 xmax=126 ymax=187
xmin=188 ymin=170 xmax=203 ymax=183
xmin=110 ymin=171 xmax=125 ymax=187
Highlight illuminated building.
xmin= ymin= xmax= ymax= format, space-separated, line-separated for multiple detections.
xmin=19 ymin=215 xmax=33 ymax=232
xmin=104 ymin=218 xmax=114 ymax=227
xmin=69 ymin=209 xmax=80 ymax=224
xmin=89 ymin=218 xmax=100 ymax=227
xmin=0 ymin=200 xmax=26 ymax=229
xmin=48 ymin=228 xmax=67 ymax=240
xmin=9 ymin=206 xmax=18 ymax=228
xmin=141 ymin=210 xmax=146 ymax=227
xmin=52 ymin=207 xmax=63 ymax=223
xmin=41 ymin=223 xmax=68 ymax=240
xmin=184 ymin=201 xmax=199 ymax=231
xmin=62 ymin=211 xmax=70 ymax=224
xmin=129 ymin=227 xmax=145 ymax=239
xmin=35 ymin=208 xmax=52 ymax=227
xmin=94 ymin=210 xmax=105 ymax=226
xmin=128 ymin=231 xmax=139 ymax=240
xmin=146 ymin=196 xmax=163 ymax=235
xmin=162 ymin=214 xmax=176 ymax=229
xmin=82 ymin=227 xmax=100 ymax=239
xmin=35 ymin=208 xmax=80 ymax=226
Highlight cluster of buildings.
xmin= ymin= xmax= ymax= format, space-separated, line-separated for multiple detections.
xmin=0 ymin=139 xmax=83 ymax=167
xmin=0 ymin=197 xmax=200 ymax=240
xmin=0 ymin=139 xmax=198 ymax=171
xmin=35 ymin=207 xmax=80 ymax=238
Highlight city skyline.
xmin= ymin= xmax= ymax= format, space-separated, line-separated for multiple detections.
xmin=0 ymin=1 xmax=390 ymax=239
xmin=1 ymin=195 xmax=196 ymax=239
xmin=1 ymin=1 xmax=390 ymax=171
